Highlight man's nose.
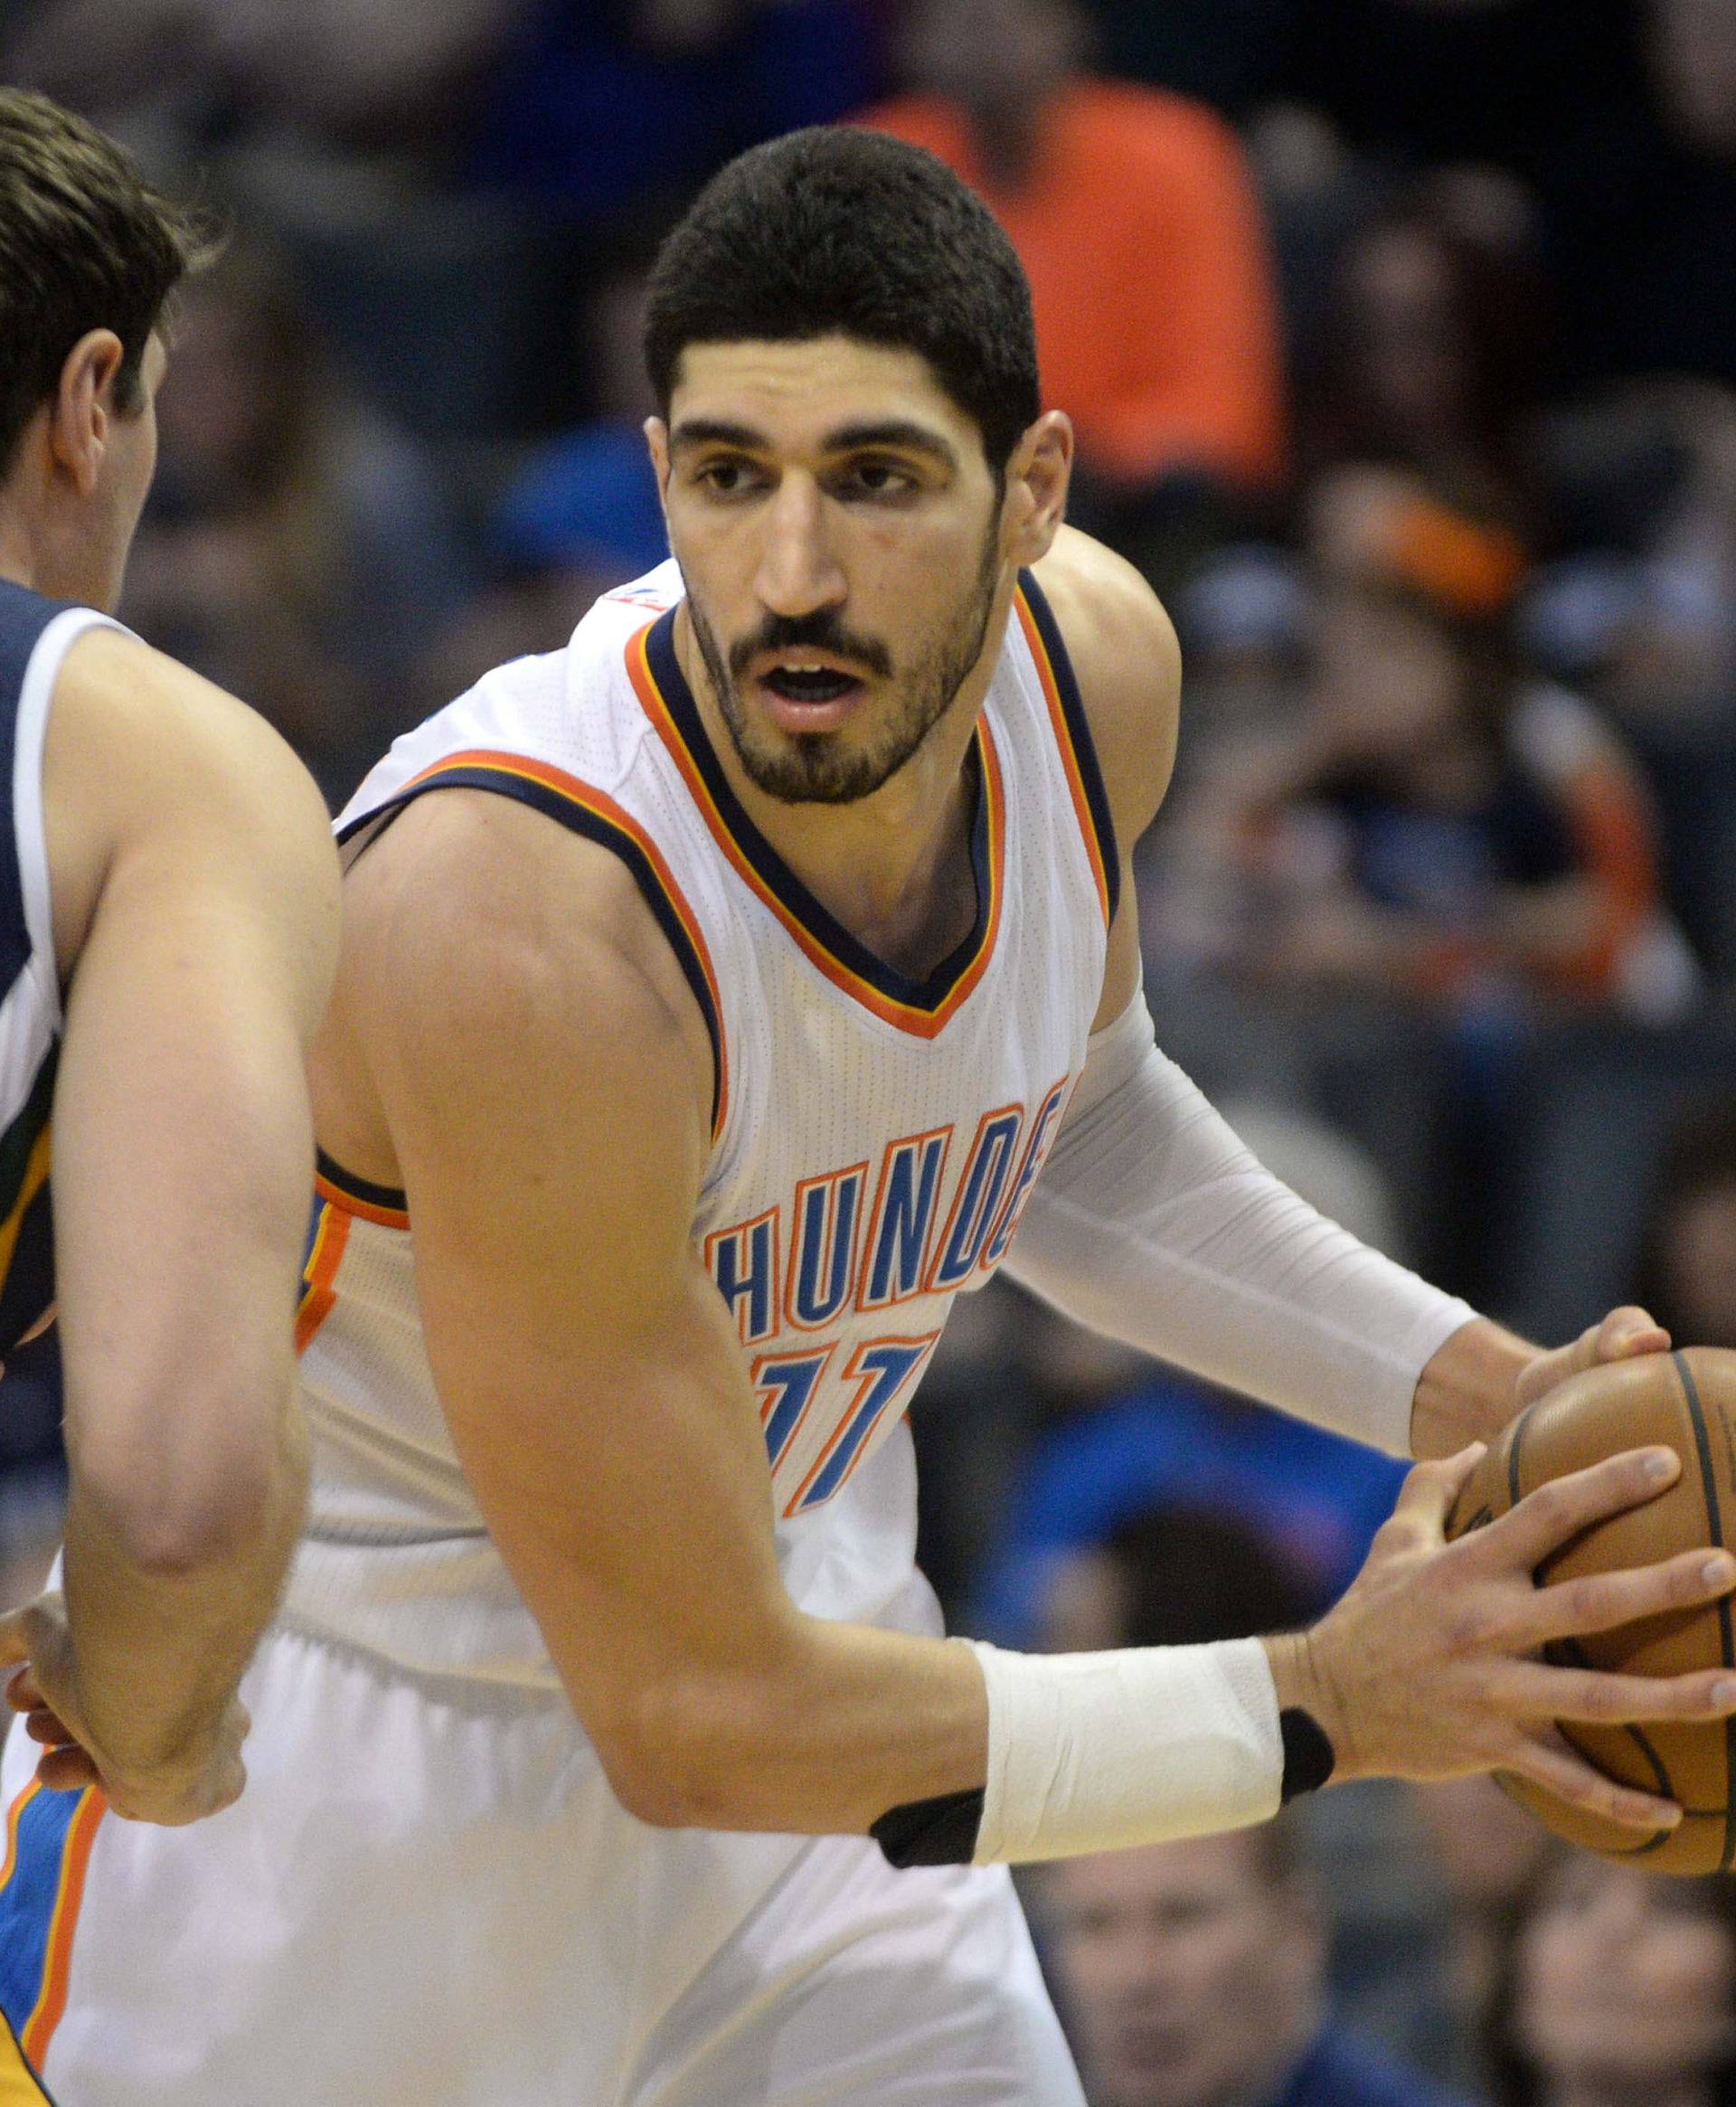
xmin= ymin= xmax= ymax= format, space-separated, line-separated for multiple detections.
xmin=752 ymin=474 xmax=846 ymax=618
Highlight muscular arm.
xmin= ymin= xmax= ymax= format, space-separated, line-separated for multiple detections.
xmin=349 ymin=791 xmax=986 ymax=1834
xmin=10 ymin=628 xmax=338 ymax=1819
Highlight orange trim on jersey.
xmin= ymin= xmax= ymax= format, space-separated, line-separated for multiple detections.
xmin=783 ymin=1160 xmax=871 ymax=1334
xmin=752 ymin=1339 xmax=836 ymax=1477
xmin=784 ymin=1331 xmax=939 ymax=1516
xmin=703 ymin=1205 xmax=783 ymax=1347
xmin=395 ymin=747 xmax=731 ymax=1139
xmin=0 ymin=1781 xmax=34 ymax=1900
xmin=1013 ymin=588 xmax=1113 ymax=929
xmin=854 ymin=1122 xmax=955 ymax=1314
xmin=627 ymin=625 xmax=1006 ymax=1038
xmin=295 ymin=1203 xmax=351 ymax=1356
xmin=313 ymin=1171 xmax=410 ymax=1233
xmin=19 ymin=1787 xmax=103 ymax=2071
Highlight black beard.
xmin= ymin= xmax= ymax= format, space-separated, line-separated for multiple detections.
xmin=686 ymin=530 xmax=1003 ymax=807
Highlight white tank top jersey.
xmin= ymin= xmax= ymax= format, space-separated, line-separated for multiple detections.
xmin=289 ymin=559 xmax=1119 ymax=1688
xmin=0 ymin=583 xmax=123 ymax=1358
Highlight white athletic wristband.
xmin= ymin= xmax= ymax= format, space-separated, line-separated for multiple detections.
xmin=965 ymin=1634 xmax=1284 ymax=1865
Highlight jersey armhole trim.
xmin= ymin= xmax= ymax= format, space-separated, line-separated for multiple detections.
xmin=315 ymin=1152 xmax=409 ymax=1229
xmin=1014 ymin=572 xmax=1120 ymax=930
xmin=15 ymin=609 xmax=124 ymax=1034
xmin=337 ymin=751 xmax=728 ymax=1143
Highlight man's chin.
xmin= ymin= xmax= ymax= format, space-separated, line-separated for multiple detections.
xmin=730 ymin=720 xmax=892 ymax=808
xmin=741 ymin=755 xmax=886 ymax=808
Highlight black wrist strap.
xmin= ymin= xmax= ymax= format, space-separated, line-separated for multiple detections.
xmin=871 ymin=1786 xmax=986 ymax=1868
xmin=1278 ymin=1707 xmax=1335 ymax=1800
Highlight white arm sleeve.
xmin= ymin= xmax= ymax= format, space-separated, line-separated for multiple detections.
xmin=1002 ymin=993 xmax=1476 ymax=1456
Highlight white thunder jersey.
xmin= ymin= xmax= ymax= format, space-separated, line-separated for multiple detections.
xmin=289 ymin=559 xmax=1118 ymax=1686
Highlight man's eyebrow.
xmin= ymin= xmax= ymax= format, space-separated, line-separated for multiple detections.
xmin=668 ymin=418 xmax=769 ymax=453
xmin=824 ymin=420 xmax=958 ymax=468
xmin=667 ymin=416 xmax=960 ymax=469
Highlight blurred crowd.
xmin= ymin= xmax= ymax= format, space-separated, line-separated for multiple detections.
xmin=4 ymin=2 xmax=1736 ymax=2099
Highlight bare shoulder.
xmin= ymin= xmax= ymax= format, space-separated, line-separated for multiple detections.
xmin=1028 ymin=524 xmax=1182 ymax=844
xmin=333 ymin=787 xmax=715 ymax=1188
xmin=45 ymin=627 xmax=338 ymax=982
xmin=52 ymin=627 xmax=328 ymax=831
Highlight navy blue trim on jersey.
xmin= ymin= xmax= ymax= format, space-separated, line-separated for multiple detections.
xmin=0 ymin=1051 xmax=57 ymax=1354
xmin=0 ymin=580 xmax=75 ymax=998
xmin=340 ymin=765 xmax=724 ymax=1139
xmin=0 ymin=1049 xmax=56 ymax=1356
xmin=1015 ymin=569 xmax=1121 ymax=927
xmin=0 ymin=1178 xmax=55 ymax=1357
xmin=315 ymin=1148 xmax=408 ymax=1219
xmin=643 ymin=607 xmax=995 ymax=1016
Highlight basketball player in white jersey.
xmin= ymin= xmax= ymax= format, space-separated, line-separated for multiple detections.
xmin=0 ymin=91 xmax=339 ymax=2088
xmin=14 ymin=127 xmax=1733 ymax=2103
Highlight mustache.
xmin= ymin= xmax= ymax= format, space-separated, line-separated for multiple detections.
xmin=727 ymin=612 xmax=893 ymax=682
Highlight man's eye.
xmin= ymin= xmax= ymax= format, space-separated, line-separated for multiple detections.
xmin=845 ymin=463 xmax=911 ymax=496
xmin=699 ymin=462 xmax=759 ymax=495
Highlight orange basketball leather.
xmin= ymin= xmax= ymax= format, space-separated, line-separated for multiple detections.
xmin=1445 ymin=1347 xmax=1736 ymax=1875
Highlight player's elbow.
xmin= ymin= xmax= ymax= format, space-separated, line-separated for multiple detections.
xmin=590 ymin=1664 xmax=793 ymax=1832
xmin=70 ymin=1392 xmax=307 ymax=1578
xmin=74 ymin=1464 xmax=269 ymax=1576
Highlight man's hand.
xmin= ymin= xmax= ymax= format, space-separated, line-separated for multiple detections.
xmin=1412 ymin=1306 xmax=1673 ymax=1460
xmin=1264 ymin=1444 xmax=1736 ymax=1832
xmin=1515 ymin=1305 xmax=1673 ymax=1413
xmin=0 ymin=1592 xmax=248 ymax=1824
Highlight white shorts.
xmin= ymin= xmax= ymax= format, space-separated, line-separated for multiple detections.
xmin=0 ymin=1624 xmax=1084 ymax=2106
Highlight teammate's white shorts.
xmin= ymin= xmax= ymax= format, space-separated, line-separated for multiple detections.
xmin=0 ymin=1623 xmax=1085 ymax=2105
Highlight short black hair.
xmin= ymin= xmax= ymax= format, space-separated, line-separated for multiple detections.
xmin=644 ymin=127 xmax=1041 ymax=473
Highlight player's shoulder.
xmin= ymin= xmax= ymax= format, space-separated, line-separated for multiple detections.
xmin=344 ymin=775 xmax=713 ymax=1135
xmin=1027 ymin=524 xmax=1181 ymax=842
xmin=52 ymin=625 xmax=327 ymax=834
xmin=42 ymin=627 xmax=338 ymax=977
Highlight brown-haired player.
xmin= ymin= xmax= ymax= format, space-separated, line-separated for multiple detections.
xmin=0 ymin=86 xmax=339 ymax=2090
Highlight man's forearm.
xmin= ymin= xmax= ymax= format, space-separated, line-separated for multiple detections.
xmin=58 ymin=1388 xmax=307 ymax=1787
xmin=576 ymin=1606 xmax=1282 ymax=1866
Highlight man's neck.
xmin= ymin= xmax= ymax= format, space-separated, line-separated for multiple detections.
xmin=0 ymin=514 xmax=40 ymax=594
xmin=670 ymin=600 xmax=1000 ymax=980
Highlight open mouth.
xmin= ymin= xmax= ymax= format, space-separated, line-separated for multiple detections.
xmin=760 ymin=664 xmax=863 ymax=704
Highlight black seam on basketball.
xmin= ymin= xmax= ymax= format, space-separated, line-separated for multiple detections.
xmin=1554 ymin=1639 xmax=1686 ymax=1804
xmin=1671 ymin=1350 xmax=1736 ymax=1872
xmin=1458 ymin=1504 xmax=1494 ymax=1535
xmin=1495 ymin=1771 xmax=1676 ymax=1855
xmin=1507 ymin=1397 xmax=1541 ymax=1514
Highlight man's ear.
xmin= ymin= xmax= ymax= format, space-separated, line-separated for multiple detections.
xmin=645 ymin=416 xmax=673 ymax=501
xmin=1001 ymin=411 xmax=1073 ymax=569
xmin=49 ymin=329 xmax=127 ymax=497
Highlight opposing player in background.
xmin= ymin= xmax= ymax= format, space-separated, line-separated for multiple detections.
xmin=0 ymin=87 xmax=340 ymax=2085
xmin=19 ymin=128 xmax=1736 ymax=2104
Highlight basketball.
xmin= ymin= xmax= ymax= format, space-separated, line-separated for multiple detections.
xmin=1446 ymin=1348 xmax=1736 ymax=1874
